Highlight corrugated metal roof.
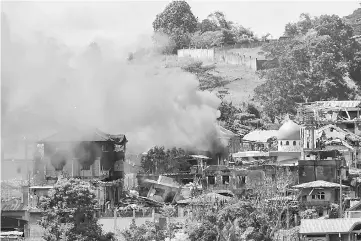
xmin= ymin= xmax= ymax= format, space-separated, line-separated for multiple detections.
xmin=302 ymin=101 xmax=361 ymax=109
xmin=1 ymin=199 xmax=26 ymax=211
xmin=299 ymin=218 xmax=361 ymax=234
xmin=40 ymin=127 xmax=127 ymax=144
xmin=347 ymin=201 xmax=361 ymax=211
xmin=243 ymin=130 xmax=278 ymax=142
xmin=177 ymin=193 xmax=231 ymax=204
xmin=293 ymin=180 xmax=349 ymax=189
xmin=232 ymin=151 xmax=270 ymax=158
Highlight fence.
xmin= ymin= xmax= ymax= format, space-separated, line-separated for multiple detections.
xmin=177 ymin=48 xmax=270 ymax=71
xmin=177 ymin=48 xmax=215 ymax=62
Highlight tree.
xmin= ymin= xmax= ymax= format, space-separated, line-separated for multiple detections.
xmin=284 ymin=13 xmax=313 ymax=37
xmin=198 ymin=19 xmax=218 ymax=33
xmin=344 ymin=7 xmax=361 ymax=36
xmin=141 ymin=146 xmax=191 ymax=174
xmin=153 ymin=1 xmax=198 ymax=52
xmin=217 ymin=100 xmax=265 ymax=136
xmin=207 ymin=11 xmax=232 ymax=30
xmin=255 ymin=14 xmax=360 ymax=121
xmin=39 ymin=178 xmax=106 ymax=241
xmin=121 ymin=219 xmax=165 ymax=241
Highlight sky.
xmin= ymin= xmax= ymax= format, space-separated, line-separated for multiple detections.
xmin=2 ymin=1 xmax=360 ymax=48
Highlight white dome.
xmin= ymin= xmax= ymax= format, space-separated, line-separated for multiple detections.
xmin=277 ymin=120 xmax=300 ymax=140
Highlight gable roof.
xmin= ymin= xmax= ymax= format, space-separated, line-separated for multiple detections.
xmin=293 ymin=180 xmax=349 ymax=189
xmin=300 ymin=218 xmax=361 ymax=234
xmin=242 ymin=130 xmax=278 ymax=143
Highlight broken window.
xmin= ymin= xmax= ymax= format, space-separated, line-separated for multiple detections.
xmin=208 ymin=176 xmax=215 ymax=185
xmin=154 ymin=188 xmax=165 ymax=196
xmin=222 ymin=175 xmax=230 ymax=184
xmin=346 ymin=123 xmax=355 ymax=129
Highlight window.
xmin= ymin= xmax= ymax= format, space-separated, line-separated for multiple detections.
xmin=286 ymin=141 xmax=289 ymax=145
xmin=311 ymin=192 xmax=325 ymax=200
xmin=280 ymin=141 xmax=283 ymax=146
xmin=222 ymin=175 xmax=230 ymax=184
xmin=208 ymin=176 xmax=215 ymax=185
xmin=293 ymin=141 xmax=296 ymax=146
xmin=154 ymin=188 xmax=165 ymax=196
xmin=238 ymin=176 xmax=246 ymax=184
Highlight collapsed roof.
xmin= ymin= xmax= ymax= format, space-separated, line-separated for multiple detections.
xmin=39 ymin=127 xmax=127 ymax=145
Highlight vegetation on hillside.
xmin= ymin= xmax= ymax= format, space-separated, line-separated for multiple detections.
xmin=344 ymin=7 xmax=361 ymax=36
xmin=255 ymin=14 xmax=361 ymax=122
xmin=152 ymin=1 xmax=258 ymax=53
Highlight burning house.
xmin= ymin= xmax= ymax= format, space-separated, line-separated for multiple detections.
xmin=32 ymin=127 xmax=128 ymax=213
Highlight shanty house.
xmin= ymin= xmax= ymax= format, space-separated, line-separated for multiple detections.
xmin=299 ymin=218 xmax=361 ymax=241
xmin=293 ymin=180 xmax=349 ymax=216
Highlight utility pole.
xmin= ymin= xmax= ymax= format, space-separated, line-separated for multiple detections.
xmin=339 ymin=166 xmax=343 ymax=218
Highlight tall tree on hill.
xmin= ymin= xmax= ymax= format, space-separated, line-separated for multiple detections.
xmin=153 ymin=1 xmax=198 ymax=52
xmin=255 ymin=14 xmax=361 ymax=122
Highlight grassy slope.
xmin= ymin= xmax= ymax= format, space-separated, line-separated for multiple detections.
xmin=166 ymin=47 xmax=265 ymax=105
xmin=210 ymin=47 xmax=265 ymax=104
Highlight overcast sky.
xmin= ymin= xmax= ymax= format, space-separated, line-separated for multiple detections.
xmin=2 ymin=1 xmax=360 ymax=48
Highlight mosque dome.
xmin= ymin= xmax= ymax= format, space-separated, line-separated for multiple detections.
xmin=277 ymin=120 xmax=301 ymax=140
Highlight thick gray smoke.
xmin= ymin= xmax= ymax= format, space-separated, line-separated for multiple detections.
xmin=1 ymin=10 xmax=222 ymax=154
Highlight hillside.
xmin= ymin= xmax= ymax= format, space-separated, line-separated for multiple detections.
xmin=345 ymin=7 xmax=361 ymax=35
xmin=166 ymin=47 xmax=265 ymax=104
xmin=208 ymin=63 xmax=263 ymax=103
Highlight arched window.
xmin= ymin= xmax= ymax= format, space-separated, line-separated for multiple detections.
xmin=286 ymin=141 xmax=289 ymax=145
xmin=293 ymin=141 xmax=297 ymax=146
xmin=280 ymin=141 xmax=283 ymax=146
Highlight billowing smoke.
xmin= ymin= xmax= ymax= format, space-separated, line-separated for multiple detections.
xmin=1 ymin=10 xmax=224 ymax=158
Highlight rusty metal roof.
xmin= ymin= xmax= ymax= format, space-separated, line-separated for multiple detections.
xmin=1 ymin=199 xmax=26 ymax=211
xmin=300 ymin=218 xmax=361 ymax=234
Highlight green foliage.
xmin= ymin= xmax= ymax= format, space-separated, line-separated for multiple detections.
xmin=217 ymin=100 xmax=265 ymax=136
xmin=299 ymin=209 xmax=319 ymax=219
xmin=329 ymin=203 xmax=340 ymax=218
xmin=141 ymin=146 xmax=191 ymax=174
xmin=344 ymin=7 xmax=361 ymax=35
xmin=121 ymin=219 xmax=165 ymax=241
xmin=255 ymin=14 xmax=360 ymax=122
xmin=180 ymin=60 xmax=231 ymax=91
xmin=153 ymin=1 xmax=198 ymax=52
xmin=38 ymin=178 xmax=106 ymax=241
xmin=191 ymin=11 xmax=254 ymax=48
